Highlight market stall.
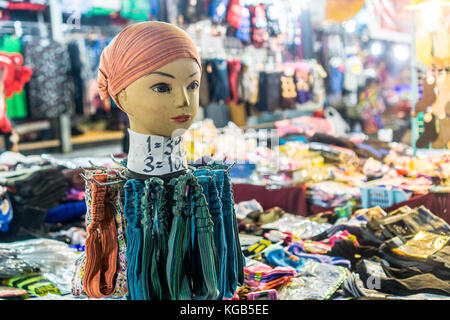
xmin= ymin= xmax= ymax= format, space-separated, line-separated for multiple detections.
xmin=0 ymin=0 xmax=448 ymax=305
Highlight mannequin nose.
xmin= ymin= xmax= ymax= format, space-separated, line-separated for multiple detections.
xmin=176 ymin=86 xmax=190 ymax=109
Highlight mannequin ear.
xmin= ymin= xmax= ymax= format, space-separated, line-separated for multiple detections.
xmin=117 ymin=89 xmax=133 ymax=116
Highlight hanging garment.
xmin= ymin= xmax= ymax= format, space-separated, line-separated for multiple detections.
xmin=120 ymin=0 xmax=150 ymax=21
xmin=123 ymin=179 xmax=145 ymax=300
xmin=72 ymin=169 xmax=128 ymax=298
xmin=248 ymin=4 xmax=268 ymax=48
xmin=241 ymin=66 xmax=259 ymax=106
xmin=265 ymin=3 xmax=281 ymax=37
xmin=226 ymin=0 xmax=242 ymax=29
xmin=280 ymin=74 xmax=297 ymax=110
xmin=180 ymin=0 xmax=205 ymax=24
xmin=207 ymin=58 xmax=229 ymax=103
xmin=199 ymin=61 xmax=210 ymax=107
xmin=300 ymin=8 xmax=314 ymax=60
xmin=146 ymin=178 xmax=172 ymax=300
xmin=227 ymin=59 xmax=241 ymax=103
xmin=235 ymin=5 xmax=251 ymax=45
xmin=0 ymin=35 xmax=28 ymax=120
xmin=22 ymin=37 xmax=74 ymax=119
xmin=166 ymin=173 xmax=219 ymax=300
xmin=210 ymin=162 xmax=245 ymax=297
xmin=85 ymin=0 xmax=121 ymax=16
xmin=67 ymin=41 xmax=85 ymax=115
xmin=81 ymin=173 xmax=118 ymax=298
xmin=194 ymin=168 xmax=228 ymax=299
xmin=149 ymin=0 xmax=160 ymax=18
xmin=255 ymin=71 xmax=282 ymax=112
xmin=209 ymin=0 xmax=228 ymax=24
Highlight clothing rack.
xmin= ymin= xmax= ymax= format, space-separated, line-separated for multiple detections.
xmin=0 ymin=20 xmax=50 ymax=38
xmin=61 ymin=23 xmax=126 ymax=37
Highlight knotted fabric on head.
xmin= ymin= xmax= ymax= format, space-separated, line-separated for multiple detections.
xmin=97 ymin=21 xmax=201 ymax=110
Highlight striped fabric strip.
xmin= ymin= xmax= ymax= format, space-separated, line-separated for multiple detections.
xmin=148 ymin=177 xmax=172 ymax=300
xmin=123 ymin=179 xmax=145 ymax=300
xmin=131 ymin=179 xmax=145 ymax=300
xmin=194 ymin=169 xmax=228 ymax=300
xmin=166 ymin=174 xmax=191 ymax=300
xmin=190 ymin=175 xmax=219 ymax=300
xmin=123 ymin=180 xmax=134 ymax=299
xmin=211 ymin=162 xmax=246 ymax=297
xmin=140 ymin=179 xmax=154 ymax=300
xmin=82 ymin=173 xmax=119 ymax=298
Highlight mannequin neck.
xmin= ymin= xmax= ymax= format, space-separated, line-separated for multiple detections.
xmin=126 ymin=128 xmax=188 ymax=177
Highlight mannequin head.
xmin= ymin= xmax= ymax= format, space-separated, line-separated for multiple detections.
xmin=98 ymin=22 xmax=201 ymax=137
xmin=117 ymin=58 xmax=200 ymax=136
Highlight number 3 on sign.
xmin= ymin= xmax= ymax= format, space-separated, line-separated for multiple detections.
xmin=143 ymin=155 xmax=155 ymax=173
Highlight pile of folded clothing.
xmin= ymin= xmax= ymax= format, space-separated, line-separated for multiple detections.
xmin=0 ymin=165 xmax=69 ymax=242
xmin=307 ymin=181 xmax=361 ymax=208
xmin=244 ymin=260 xmax=296 ymax=291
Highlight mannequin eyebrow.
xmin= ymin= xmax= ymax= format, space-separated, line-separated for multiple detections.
xmin=148 ymin=71 xmax=198 ymax=79
xmin=149 ymin=71 xmax=175 ymax=78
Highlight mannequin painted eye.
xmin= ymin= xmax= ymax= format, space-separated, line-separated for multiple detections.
xmin=151 ymin=83 xmax=171 ymax=93
xmin=187 ymin=80 xmax=199 ymax=91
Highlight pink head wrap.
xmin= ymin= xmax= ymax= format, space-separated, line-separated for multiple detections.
xmin=97 ymin=21 xmax=201 ymax=109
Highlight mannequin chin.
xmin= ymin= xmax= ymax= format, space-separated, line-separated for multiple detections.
xmin=117 ymin=58 xmax=201 ymax=138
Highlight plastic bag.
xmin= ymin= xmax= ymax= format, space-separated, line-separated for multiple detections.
xmin=0 ymin=247 xmax=39 ymax=278
xmin=277 ymin=260 xmax=348 ymax=300
xmin=0 ymin=239 xmax=79 ymax=295
xmin=392 ymin=231 xmax=450 ymax=259
xmin=263 ymin=215 xmax=332 ymax=239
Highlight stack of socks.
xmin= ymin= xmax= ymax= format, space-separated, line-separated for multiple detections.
xmin=244 ymin=262 xmax=296 ymax=291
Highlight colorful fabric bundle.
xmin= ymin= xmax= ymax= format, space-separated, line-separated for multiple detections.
xmin=244 ymin=262 xmax=296 ymax=291
xmin=71 ymin=161 xmax=244 ymax=300
xmin=293 ymin=230 xmax=360 ymax=255
xmin=287 ymin=243 xmax=351 ymax=269
xmin=72 ymin=168 xmax=128 ymax=298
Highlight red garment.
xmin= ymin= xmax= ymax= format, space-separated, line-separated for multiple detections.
xmin=227 ymin=59 xmax=241 ymax=103
xmin=0 ymin=52 xmax=32 ymax=133
xmin=226 ymin=0 xmax=242 ymax=29
xmin=248 ymin=4 xmax=267 ymax=48
xmin=7 ymin=2 xmax=46 ymax=11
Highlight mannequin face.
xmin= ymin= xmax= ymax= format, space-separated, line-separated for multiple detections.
xmin=118 ymin=58 xmax=201 ymax=137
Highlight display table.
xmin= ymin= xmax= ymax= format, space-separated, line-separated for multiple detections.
xmin=232 ymin=183 xmax=450 ymax=224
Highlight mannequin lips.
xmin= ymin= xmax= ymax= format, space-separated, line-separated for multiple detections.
xmin=171 ymin=115 xmax=191 ymax=123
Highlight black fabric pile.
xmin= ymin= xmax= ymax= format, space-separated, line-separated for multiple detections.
xmin=0 ymin=166 xmax=69 ymax=242
xmin=325 ymin=205 xmax=450 ymax=298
